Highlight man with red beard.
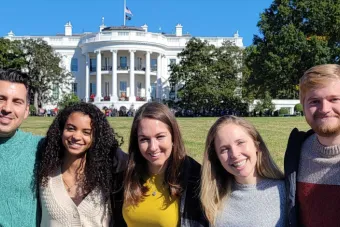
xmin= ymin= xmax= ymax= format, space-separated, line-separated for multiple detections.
xmin=0 ymin=69 xmax=43 ymax=226
xmin=285 ymin=64 xmax=340 ymax=227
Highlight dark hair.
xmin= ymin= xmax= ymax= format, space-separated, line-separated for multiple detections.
xmin=124 ymin=102 xmax=186 ymax=206
xmin=37 ymin=102 xmax=123 ymax=200
xmin=0 ymin=69 xmax=30 ymax=101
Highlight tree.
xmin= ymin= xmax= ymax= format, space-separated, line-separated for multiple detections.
xmin=254 ymin=91 xmax=275 ymax=116
xmin=20 ymin=39 xmax=73 ymax=112
xmin=0 ymin=38 xmax=26 ymax=70
xmin=245 ymin=0 xmax=340 ymax=99
xmin=169 ymin=38 xmax=244 ymax=114
xmin=58 ymin=93 xmax=80 ymax=109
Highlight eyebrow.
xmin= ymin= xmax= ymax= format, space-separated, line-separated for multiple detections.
xmin=138 ymin=132 xmax=167 ymax=137
xmin=65 ymin=124 xmax=92 ymax=131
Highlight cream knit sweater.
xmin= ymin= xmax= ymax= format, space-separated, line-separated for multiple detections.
xmin=40 ymin=168 xmax=110 ymax=227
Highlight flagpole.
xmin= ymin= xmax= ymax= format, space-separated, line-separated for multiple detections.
xmin=123 ymin=0 xmax=126 ymax=26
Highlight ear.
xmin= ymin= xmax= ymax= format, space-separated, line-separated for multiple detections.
xmin=24 ymin=104 xmax=29 ymax=119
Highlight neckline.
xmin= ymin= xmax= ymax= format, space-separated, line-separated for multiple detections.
xmin=312 ymin=134 xmax=340 ymax=157
xmin=57 ymin=167 xmax=92 ymax=208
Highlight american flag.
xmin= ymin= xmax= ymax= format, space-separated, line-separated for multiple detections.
xmin=125 ymin=7 xmax=133 ymax=15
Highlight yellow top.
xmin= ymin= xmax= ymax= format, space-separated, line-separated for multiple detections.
xmin=123 ymin=173 xmax=180 ymax=227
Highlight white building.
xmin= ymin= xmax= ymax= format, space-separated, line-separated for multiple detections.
xmin=5 ymin=22 xmax=244 ymax=110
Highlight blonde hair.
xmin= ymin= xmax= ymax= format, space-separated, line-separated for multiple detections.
xmin=200 ymin=115 xmax=283 ymax=224
xmin=299 ymin=64 xmax=340 ymax=104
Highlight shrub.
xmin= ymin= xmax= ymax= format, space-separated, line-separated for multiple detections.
xmin=58 ymin=93 xmax=80 ymax=109
xmin=279 ymin=107 xmax=290 ymax=115
xmin=294 ymin=103 xmax=303 ymax=115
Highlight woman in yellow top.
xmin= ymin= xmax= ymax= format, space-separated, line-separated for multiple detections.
xmin=113 ymin=102 xmax=208 ymax=227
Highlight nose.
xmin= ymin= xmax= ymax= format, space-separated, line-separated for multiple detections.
xmin=229 ymin=147 xmax=240 ymax=159
xmin=320 ymin=100 xmax=332 ymax=114
xmin=0 ymin=101 xmax=11 ymax=114
xmin=149 ymin=138 xmax=158 ymax=152
xmin=71 ymin=131 xmax=82 ymax=141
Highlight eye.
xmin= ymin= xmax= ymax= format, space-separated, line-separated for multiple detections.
xmin=83 ymin=130 xmax=91 ymax=135
xmin=309 ymin=99 xmax=319 ymax=105
xmin=157 ymin=135 xmax=166 ymax=140
xmin=139 ymin=138 xmax=148 ymax=142
xmin=66 ymin=126 xmax=75 ymax=131
xmin=237 ymin=140 xmax=245 ymax=145
xmin=331 ymin=98 xmax=340 ymax=102
xmin=220 ymin=148 xmax=228 ymax=154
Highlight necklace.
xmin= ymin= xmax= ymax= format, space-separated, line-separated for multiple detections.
xmin=62 ymin=177 xmax=76 ymax=192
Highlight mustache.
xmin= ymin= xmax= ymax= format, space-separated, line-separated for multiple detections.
xmin=313 ymin=112 xmax=340 ymax=119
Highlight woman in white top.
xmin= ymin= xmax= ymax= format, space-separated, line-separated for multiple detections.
xmin=36 ymin=103 xmax=123 ymax=227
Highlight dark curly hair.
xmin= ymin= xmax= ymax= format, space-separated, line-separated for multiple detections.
xmin=37 ymin=102 xmax=123 ymax=200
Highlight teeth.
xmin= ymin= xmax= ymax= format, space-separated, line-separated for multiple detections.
xmin=149 ymin=153 xmax=160 ymax=157
xmin=233 ymin=160 xmax=246 ymax=167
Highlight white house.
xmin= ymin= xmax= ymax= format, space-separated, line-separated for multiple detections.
xmin=5 ymin=21 xmax=244 ymax=110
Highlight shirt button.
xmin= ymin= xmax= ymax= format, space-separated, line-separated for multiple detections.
xmin=73 ymin=212 xmax=79 ymax=218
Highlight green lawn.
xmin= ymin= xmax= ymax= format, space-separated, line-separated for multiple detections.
xmin=20 ymin=116 xmax=310 ymax=170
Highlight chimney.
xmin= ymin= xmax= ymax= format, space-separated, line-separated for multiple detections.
xmin=64 ymin=22 xmax=72 ymax=36
xmin=141 ymin=24 xmax=148 ymax=32
xmin=175 ymin=24 xmax=183 ymax=37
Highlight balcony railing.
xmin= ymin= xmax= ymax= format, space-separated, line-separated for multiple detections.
xmin=90 ymin=66 xmax=158 ymax=72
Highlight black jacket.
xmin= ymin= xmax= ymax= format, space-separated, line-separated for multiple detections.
xmin=111 ymin=156 xmax=209 ymax=227
xmin=284 ymin=128 xmax=314 ymax=227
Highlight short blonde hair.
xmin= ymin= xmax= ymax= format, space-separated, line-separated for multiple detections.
xmin=299 ymin=64 xmax=340 ymax=104
xmin=200 ymin=115 xmax=283 ymax=224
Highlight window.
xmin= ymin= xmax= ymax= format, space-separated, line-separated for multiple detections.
xmin=170 ymin=58 xmax=176 ymax=65
xmin=90 ymin=83 xmax=96 ymax=96
xmin=105 ymin=82 xmax=110 ymax=97
xmin=151 ymin=59 xmax=157 ymax=71
xmin=151 ymin=83 xmax=156 ymax=100
xmin=72 ymin=83 xmax=77 ymax=94
xmin=71 ymin=58 xmax=78 ymax=72
xmin=136 ymin=57 xmax=143 ymax=70
xmin=71 ymin=58 xmax=78 ymax=71
xmin=90 ymin=58 xmax=96 ymax=72
xmin=52 ymin=84 xmax=59 ymax=100
xmin=136 ymin=81 xmax=142 ymax=97
xmin=119 ymin=81 xmax=127 ymax=97
xmin=103 ymin=57 xmax=111 ymax=70
xmin=120 ymin=56 xmax=127 ymax=69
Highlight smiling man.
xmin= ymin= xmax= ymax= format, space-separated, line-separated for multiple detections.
xmin=285 ymin=64 xmax=340 ymax=227
xmin=0 ymin=69 xmax=43 ymax=227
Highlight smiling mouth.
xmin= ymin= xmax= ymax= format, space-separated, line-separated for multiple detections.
xmin=148 ymin=152 xmax=161 ymax=158
xmin=67 ymin=141 xmax=85 ymax=148
xmin=232 ymin=160 xmax=247 ymax=168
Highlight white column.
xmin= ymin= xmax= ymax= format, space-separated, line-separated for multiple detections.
xmin=145 ymin=51 xmax=151 ymax=101
xmin=162 ymin=55 xmax=167 ymax=100
xmin=156 ymin=54 xmax=162 ymax=101
xmin=95 ymin=50 xmax=102 ymax=102
xmin=111 ymin=50 xmax=118 ymax=101
xmin=85 ymin=53 xmax=90 ymax=102
xmin=129 ymin=50 xmax=136 ymax=102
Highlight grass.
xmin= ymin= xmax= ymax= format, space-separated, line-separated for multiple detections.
xmin=20 ymin=116 xmax=310 ymax=170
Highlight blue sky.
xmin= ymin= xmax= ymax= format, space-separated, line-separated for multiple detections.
xmin=1 ymin=0 xmax=273 ymax=46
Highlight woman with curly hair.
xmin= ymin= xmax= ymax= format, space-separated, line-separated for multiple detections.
xmin=115 ymin=102 xmax=208 ymax=227
xmin=200 ymin=115 xmax=286 ymax=226
xmin=37 ymin=102 xmax=126 ymax=227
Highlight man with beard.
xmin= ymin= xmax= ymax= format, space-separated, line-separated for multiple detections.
xmin=0 ymin=69 xmax=43 ymax=226
xmin=285 ymin=64 xmax=340 ymax=227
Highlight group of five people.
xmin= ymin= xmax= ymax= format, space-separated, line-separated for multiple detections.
xmin=0 ymin=64 xmax=340 ymax=226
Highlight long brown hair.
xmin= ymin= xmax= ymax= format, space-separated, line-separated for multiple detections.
xmin=123 ymin=102 xmax=187 ymax=206
xmin=200 ymin=115 xmax=283 ymax=223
